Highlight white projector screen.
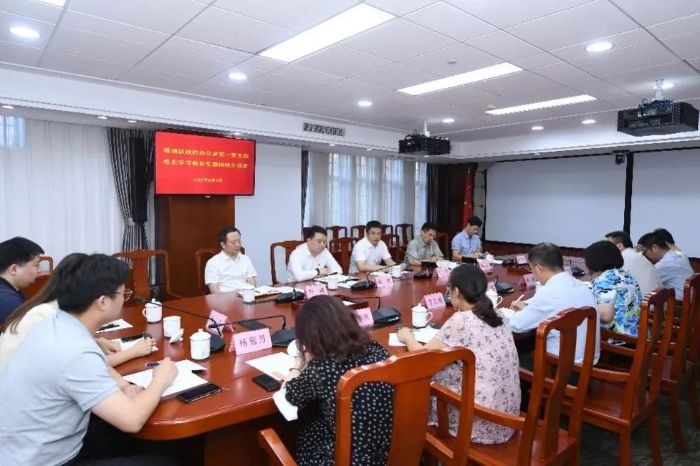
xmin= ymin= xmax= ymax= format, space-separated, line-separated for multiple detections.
xmin=485 ymin=155 xmax=627 ymax=248
xmin=630 ymin=149 xmax=700 ymax=258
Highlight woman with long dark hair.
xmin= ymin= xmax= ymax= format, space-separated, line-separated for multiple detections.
xmin=397 ymin=264 xmax=520 ymax=444
xmin=282 ymin=295 xmax=392 ymax=465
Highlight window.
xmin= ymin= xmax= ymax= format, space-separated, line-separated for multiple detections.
xmin=0 ymin=116 xmax=26 ymax=148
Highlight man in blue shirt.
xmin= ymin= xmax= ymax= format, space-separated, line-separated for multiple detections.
xmin=0 ymin=237 xmax=44 ymax=324
xmin=637 ymin=232 xmax=693 ymax=300
xmin=451 ymin=216 xmax=483 ymax=261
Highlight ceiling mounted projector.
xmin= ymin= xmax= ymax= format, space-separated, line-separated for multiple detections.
xmin=399 ymin=121 xmax=451 ymax=155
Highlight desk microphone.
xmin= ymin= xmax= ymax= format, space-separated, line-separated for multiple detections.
xmin=274 ymin=271 xmax=338 ymax=303
xmin=133 ymin=295 xmax=226 ymax=352
xmin=213 ymin=314 xmax=295 ymax=346
xmin=350 ymin=264 xmax=394 ymax=291
xmin=493 ymin=275 xmax=514 ymax=295
xmin=404 ymin=252 xmax=434 ymax=279
xmin=340 ymin=295 xmax=401 ymax=326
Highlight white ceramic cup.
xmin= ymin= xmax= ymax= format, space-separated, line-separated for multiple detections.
xmin=391 ymin=265 xmax=402 ymax=278
xmin=326 ymin=276 xmax=339 ymax=290
xmin=241 ymin=289 xmax=256 ymax=304
xmin=163 ymin=315 xmax=181 ymax=338
xmin=190 ymin=329 xmax=211 ymax=360
xmin=411 ymin=304 xmax=433 ymax=328
xmin=142 ymin=302 xmax=162 ymax=323
xmin=485 ymin=290 xmax=503 ymax=308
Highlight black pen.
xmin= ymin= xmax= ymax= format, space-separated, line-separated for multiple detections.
xmin=98 ymin=323 xmax=118 ymax=331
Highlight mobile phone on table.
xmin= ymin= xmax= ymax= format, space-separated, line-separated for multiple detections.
xmin=176 ymin=383 xmax=222 ymax=403
xmin=253 ymin=374 xmax=282 ymax=392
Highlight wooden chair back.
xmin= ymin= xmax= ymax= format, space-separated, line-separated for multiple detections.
xmin=38 ymin=255 xmax=54 ymax=272
xmin=382 ymin=224 xmax=394 ymax=235
xmin=395 ymin=224 xmax=414 ymax=246
xmin=329 ymin=237 xmax=357 ymax=274
xmin=112 ymin=249 xmax=178 ymax=300
xmin=684 ymin=274 xmax=700 ymax=370
xmin=435 ymin=232 xmax=450 ymax=258
xmin=669 ymin=274 xmax=699 ymax=384
xmin=195 ymin=248 xmax=219 ymax=295
xmin=270 ymin=241 xmax=304 ymax=284
xmin=326 ymin=225 xmax=347 ymax=242
xmin=350 ymin=225 xmax=365 ymax=239
xmin=22 ymin=273 xmax=51 ymax=301
xmin=381 ymin=234 xmax=400 ymax=261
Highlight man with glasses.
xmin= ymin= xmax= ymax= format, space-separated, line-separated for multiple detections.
xmin=637 ymin=232 xmax=693 ymax=300
xmin=205 ymin=226 xmax=257 ymax=293
xmin=0 ymin=254 xmax=178 ymax=465
xmin=605 ymin=230 xmax=661 ymax=296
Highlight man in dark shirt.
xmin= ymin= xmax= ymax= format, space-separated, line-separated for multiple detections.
xmin=0 ymin=237 xmax=44 ymax=323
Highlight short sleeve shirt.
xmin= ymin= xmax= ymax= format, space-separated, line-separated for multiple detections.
xmin=204 ymin=251 xmax=257 ymax=292
xmin=349 ymin=238 xmax=392 ymax=274
xmin=451 ymin=231 xmax=481 ymax=256
xmin=591 ymin=268 xmax=642 ymax=337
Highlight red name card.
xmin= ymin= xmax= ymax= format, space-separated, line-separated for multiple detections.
xmin=229 ymin=328 xmax=272 ymax=354
xmin=208 ymin=310 xmax=230 ymax=335
xmin=515 ymin=255 xmax=528 ymax=265
xmin=435 ymin=267 xmax=450 ymax=281
xmin=354 ymin=307 xmax=374 ymax=328
xmin=518 ymin=273 xmax=537 ymax=290
xmin=477 ymin=259 xmax=493 ymax=274
xmin=371 ymin=273 xmax=394 ymax=288
xmin=304 ymin=282 xmax=328 ymax=299
xmin=422 ymin=292 xmax=446 ymax=310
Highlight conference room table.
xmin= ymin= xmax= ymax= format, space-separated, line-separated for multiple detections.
xmin=111 ymin=263 xmax=563 ymax=465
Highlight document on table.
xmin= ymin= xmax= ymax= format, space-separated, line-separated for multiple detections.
xmin=123 ymin=359 xmax=208 ymax=398
xmin=246 ymin=352 xmax=296 ymax=381
xmin=238 ymin=285 xmax=295 ymax=297
xmin=314 ymin=274 xmax=353 ymax=284
xmin=388 ymin=327 xmax=439 ymax=346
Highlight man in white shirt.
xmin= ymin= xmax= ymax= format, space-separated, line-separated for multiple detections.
xmin=286 ymin=226 xmax=342 ymax=282
xmin=205 ymin=227 xmax=257 ymax=293
xmin=349 ymin=220 xmax=396 ymax=274
xmin=606 ymin=230 xmax=662 ymax=296
xmin=637 ymin=232 xmax=693 ymax=301
xmin=502 ymin=243 xmax=600 ymax=366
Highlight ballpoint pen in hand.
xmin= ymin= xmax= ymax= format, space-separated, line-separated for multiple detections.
xmin=98 ymin=323 xmax=118 ymax=332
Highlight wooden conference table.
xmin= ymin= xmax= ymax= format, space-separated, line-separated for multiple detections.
xmin=113 ymin=264 xmax=544 ymax=465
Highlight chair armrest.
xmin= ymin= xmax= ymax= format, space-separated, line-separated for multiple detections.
xmin=258 ymin=428 xmax=297 ymax=466
xmin=473 ymin=403 xmax=525 ymax=430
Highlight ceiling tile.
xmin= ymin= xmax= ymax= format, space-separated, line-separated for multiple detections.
xmin=68 ymin=0 xmax=207 ymax=35
xmin=365 ymin=0 xmax=439 ymax=17
xmin=59 ymin=11 xmax=169 ymax=47
xmin=295 ymin=45 xmax=391 ymax=78
xmin=0 ymin=11 xmax=55 ymax=49
xmin=570 ymin=41 xmax=679 ymax=77
xmin=472 ymin=72 xmax=573 ymax=99
xmin=315 ymin=79 xmax=395 ymax=102
xmin=510 ymin=52 xmax=561 ymax=70
xmin=549 ymin=28 xmax=656 ymax=62
xmin=178 ymin=6 xmax=294 ymax=54
xmin=533 ymin=62 xmax=593 ymax=84
xmin=405 ymin=2 xmax=496 ymax=42
xmin=342 ymin=19 xmax=455 ymax=62
xmin=467 ymin=31 xmax=541 ymax=61
xmin=234 ymin=55 xmax=285 ymax=73
xmin=610 ymin=0 xmax=700 ymax=26
xmin=605 ymin=61 xmax=700 ymax=97
xmin=0 ymin=39 xmax=43 ymax=66
xmin=159 ymin=37 xmax=251 ymax=66
xmin=41 ymin=51 xmax=131 ymax=80
xmin=213 ymin=0 xmax=359 ymax=31
xmin=667 ymin=81 xmax=700 ymax=101
xmin=137 ymin=48 xmax=237 ymax=81
xmin=402 ymin=43 xmax=502 ymax=77
xmin=444 ymin=0 xmax=592 ymax=28
xmin=246 ymin=73 xmax=322 ymax=96
xmin=647 ymin=14 xmax=700 ymax=39
xmin=663 ymin=32 xmax=700 ymax=60
xmin=0 ymin=0 xmax=64 ymax=23
xmin=564 ymin=77 xmax=631 ymax=99
xmin=47 ymin=27 xmax=154 ymax=65
xmin=268 ymin=64 xmax=343 ymax=86
xmin=119 ymin=67 xmax=202 ymax=92
xmin=506 ymin=1 xmax=638 ymax=51
xmin=402 ymin=85 xmax=499 ymax=108
xmin=352 ymin=63 xmax=439 ymax=90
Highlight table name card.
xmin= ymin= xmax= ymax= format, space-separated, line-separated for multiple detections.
xmin=422 ymin=292 xmax=446 ymax=310
xmin=371 ymin=274 xmax=394 ymax=288
xmin=477 ymin=259 xmax=493 ymax=274
xmin=230 ymin=328 xmax=272 ymax=354
xmin=515 ymin=255 xmax=528 ymax=265
xmin=304 ymin=282 xmax=328 ymax=299
xmin=518 ymin=273 xmax=537 ymax=290
xmin=435 ymin=267 xmax=450 ymax=281
xmin=208 ymin=310 xmax=230 ymax=335
xmin=354 ymin=307 xmax=374 ymax=328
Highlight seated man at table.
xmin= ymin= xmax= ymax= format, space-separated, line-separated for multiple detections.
xmin=205 ymin=226 xmax=257 ymax=293
xmin=0 ymin=236 xmax=44 ymax=324
xmin=286 ymin=225 xmax=342 ymax=282
xmin=502 ymin=242 xmax=600 ymax=366
xmin=637 ymin=232 xmax=693 ymax=300
xmin=605 ymin=230 xmax=661 ymax=296
xmin=451 ymin=216 xmax=482 ymax=262
xmin=654 ymin=227 xmax=687 ymax=258
xmin=0 ymin=254 xmax=178 ymax=466
xmin=404 ymin=222 xmax=443 ymax=267
xmin=349 ymin=220 xmax=396 ymax=274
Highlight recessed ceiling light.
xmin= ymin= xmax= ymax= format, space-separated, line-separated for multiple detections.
xmin=329 ymin=143 xmax=336 ymax=147
xmin=228 ymin=72 xmax=247 ymax=81
xmin=1 ymin=105 xmax=14 ymax=109
xmin=366 ymin=148 xmax=372 ymax=151
xmin=531 ymin=125 xmax=544 ymax=131
xmin=357 ymin=100 xmax=372 ymax=108
xmin=398 ymin=62 xmax=522 ymax=95
xmin=442 ymin=118 xmax=455 ymax=124
xmin=260 ymin=4 xmax=394 ymax=62
xmin=97 ymin=115 xmax=108 ymax=120
xmin=582 ymin=118 xmax=596 ymax=125
xmin=653 ymin=82 xmax=674 ymax=90
xmin=233 ymin=132 xmax=242 ymax=137
xmin=424 ymin=155 xmax=430 ymax=158
xmin=486 ymin=95 xmax=596 ymax=115
xmin=10 ymin=26 xmax=40 ymax=39
xmin=585 ymin=41 xmax=613 ymax=53
xmin=37 ymin=0 xmax=65 ymax=6
xmin=127 ymin=119 xmax=138 ymax=123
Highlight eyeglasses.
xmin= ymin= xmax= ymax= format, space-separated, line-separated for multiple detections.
xmin=113 ymin=289 xmax=134 ymax=302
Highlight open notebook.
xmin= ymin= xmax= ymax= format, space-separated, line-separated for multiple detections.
xmin=123 ymin=360 xmax=208 ymax=398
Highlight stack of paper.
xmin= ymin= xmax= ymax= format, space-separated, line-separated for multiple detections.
xmin=246 ymin=352 xmax=296 ymax=381
xmin=315 ymin=274 xmax=353 ymax=284
xmin=123 ymin=359 xmax=208 ymax=398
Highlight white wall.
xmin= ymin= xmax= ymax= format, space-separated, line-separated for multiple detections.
xmin=235 ymin=143 xmax=301 ymax=284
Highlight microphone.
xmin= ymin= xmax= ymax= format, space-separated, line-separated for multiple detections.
xmin=275 ymin=270 xmax=334 ymax=303
xmin=213 ymin=314 xmax=295 ymax=346
xmin=340 ymin=295 xmax=400 ymax=326
xmin=493 ymin=275 xmax=514 ymax=295
xmin=350 ymin=263 xmax=395 ymax=291
xmin=404 ymin=252 xmax=433 ymax=279
xmin=133 ymin=295 xmax=226 ymax=352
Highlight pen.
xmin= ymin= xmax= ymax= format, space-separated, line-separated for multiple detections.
xmin=98 ymin=323 xmax=118 ymax=331
xmin=514 ymin=294 xmax=525 ymax=303
xmin=145 ymin=362 xmax=159 ymax=368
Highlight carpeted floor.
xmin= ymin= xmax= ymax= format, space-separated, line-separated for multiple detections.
xmin=579 ymin=392 xmax=700 ymax=465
